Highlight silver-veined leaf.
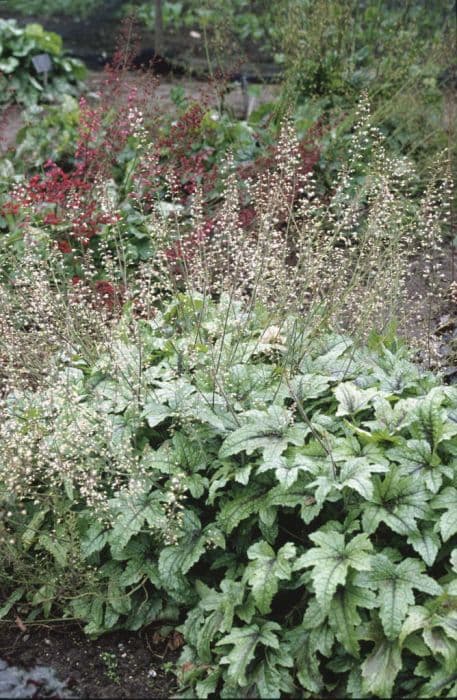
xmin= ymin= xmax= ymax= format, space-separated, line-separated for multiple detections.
xmin=334 ymin=382 xmax=377 ymax=416
xmin=217 ymin=621 xmax=281 ymax=687
xmin=361 ymin=639 xmax=402 ymax=698
xmin=431 ymin=487 xmax=457 ymax=542
xmin=357 ymin=554 xmax=442 ymax=639
xmin=294 ymin=530 xmax=372 ymax=611
xmin=245 ymin=541 xmax=296 ymax=613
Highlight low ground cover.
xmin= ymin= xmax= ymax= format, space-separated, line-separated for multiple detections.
xmin=2 ymin=292 xmax=457 ymax=697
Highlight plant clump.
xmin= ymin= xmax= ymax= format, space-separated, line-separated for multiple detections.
xmin=0 ymin=19 xmax=86 ymax=109
xmin=1 ymin=293 xmax=457 ymax=697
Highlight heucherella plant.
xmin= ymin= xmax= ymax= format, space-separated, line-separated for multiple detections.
xmin=1 ymin=293 xmax=457 ymax=697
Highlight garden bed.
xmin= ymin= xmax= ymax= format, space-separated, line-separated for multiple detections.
xmin=0 ymin=622 xmax=179 ymax=698
xmin=1 ymin=5 xmax=457 ymax=698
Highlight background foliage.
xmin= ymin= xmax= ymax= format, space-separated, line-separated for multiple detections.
xmin=0 ymin=19 xmax=85 ymax=107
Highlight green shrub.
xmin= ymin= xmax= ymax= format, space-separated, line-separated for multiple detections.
xmin=0 ymin=19 xmax=86 ymax=108
xmin=275 ymin=0 xmax=455 ymax=182
xmin=13 ymin=95 xmax=80 ymax=170
xmin=123 ymin=0 xmax=278 ymax=56
xmin=1 ymin=293 xmax=457 ymax=697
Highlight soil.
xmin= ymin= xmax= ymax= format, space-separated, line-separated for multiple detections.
xmin=0 ymin=621 xmax=181 ymax=698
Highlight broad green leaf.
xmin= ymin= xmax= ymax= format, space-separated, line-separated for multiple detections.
xmin=388 ymin=439 xmax=451 ymax=493
xmin=432 ymin=487 xmax=457 ymax=542
xmin=28 ymin=75 xmax=43 ymax=91
xmin=399 ymin=605 xmax=428 ymax=647
xmin=107 ymin=578 xmax=131 ymax=615
xmin=217 ymin=621 xmax=281 ymax=687
xmin=310 ymin=621 xmax=334 ymax=657
xmin=439 ymin=509 xmax=457 ymax=544
xmin=90 ymin=597 xmax=104 ymax=630
xmin=338 ymin=458 xmax=388 ymax=499
xmin=124 ymin=595 xmax=163 ymax=631
xmin=334 ymin=382 xmax=377 ymax=416
xmin=103 ymin=604 xmax=120 ymax=630
xmin=153 ymin=377 xmax=196 ymax=412
xmin=21 ymin=507 xmax=49 ymax=551
xmin=94 ymin=378 xmax=136 ymax=413
xmin=158 ymin=511 xmax=207 ymax=588
xmin=371 ymin=358 xmax=422 ymax=394
xmin=81 ymin=521 xmax=109 ymax=558
xmin=331 ymin=435 xmax=389 ymax=466
xmin=245 ymin=541 xmax=296 ymax=613
xmin=195 ymin=670 xmax=221 ymax=698
xmin=449 ymin=549 xmax=457 ymax=594
xmin=251 ymin=663 xmax=282 ymax=699
xmin=217 ymin=485 xmax=265 ymax=533
xmin=182 ymin=473 xmax=209 ymax=498
xmin=25 ymin=23 xmax=63 ymax=55
xmin=70 ymin=596 xmax=92 ymax=622
xmin=142 ymin=400 xmax=171 ymax=427
xmin=186 ymin=394 xmax=234 ymax=431
xmin=358 ymin=555 xmax=442 ymax=639
xmin=417 ymin=667 xmax=457 ymax=698
xmin=38 ymin=533 xmax=68 ymax=567
xmin=224 ymin=363 xmax=287 ymax=408
xmin=198 ymin=609 xmax=224 ymax=663
xmin=118 ymin=558 xmax=145 ymax=587
xmin=288 ymin=373 xmax=331 ymax=402
xmin=109 ymin=487 xmax=164 ymax=554
xmin=271 ymin=458 xmax=300 ymax=487
xmin=363 ymin=396 xmax=418 ymax=437
xmin=294 ymin=531 xmax=372 ymax=611
xmin=217 ymin=484 xmax=303 ymax=534
xmin=422 ymin=626 xmax=456 ymax=664
xmin=172 ymin=431 xmax=210 ymax=472
xmin=300 ymin=336 xmax=353 ymax=379
xmin=219 ymin=405 xmax=307 ymax=473
xmin=31 ymin=583 xmax=56 ymax=618
xmin=285 ymin=627 xmax=323 ymax=694
xmin=409 ymin=394 xmax=456 ymax=449
xmin=0 ymin=588 xmax=25 ymax=619
xmin=362 ymin=471 xmax=432 ymax=536
xmin=346 ymin=668 xmax=363 ymax=698
xmin=251 ymin=654 xmax=294 ymax=698
xmin=329 ymin=579 xmax=376 ymax=657
xmin=308 ymin=457 xmax=387 ymax=504
xmin=194 ymin=580 xmax=246 ymax=662
xmin=302 ymin=598 xmax=327 ymax=630
xmin=407 ymin=527 xmax=440 ymax=566
xmin=0 ymin=56 xmax=19 ymax=73
xmin=405 ymin=594 xmax=457 ymax=646
xmin=361 ymin=639 xmax=402 ymax=698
